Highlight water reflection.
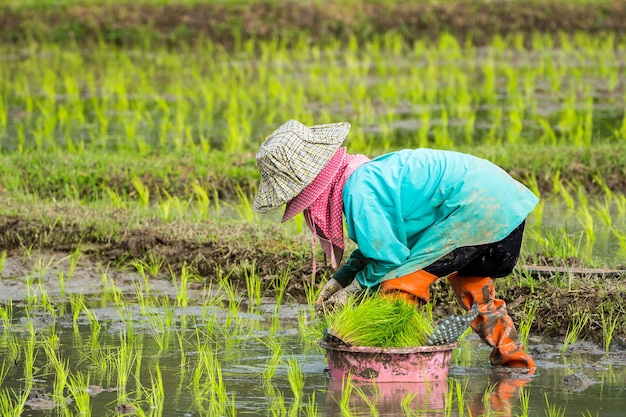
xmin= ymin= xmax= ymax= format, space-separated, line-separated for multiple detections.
xmin=1 ymin=301 xmax=626 ymax=416
xmin=324 ymin=378 xmax=449 ymax=416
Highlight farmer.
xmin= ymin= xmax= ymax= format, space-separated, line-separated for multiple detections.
xmin=253 ymin=119 xmax=538 ymax=369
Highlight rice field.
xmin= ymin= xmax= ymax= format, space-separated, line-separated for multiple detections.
xmin=2 ymin=32 xmax=625 ymax=154
xmin=1 ymin=6 xmax=626 ymax=416
xmin=1 ymin=30 xmax=626 ymax=265
xmin=0 ymin=253 xmax=624 ymax=416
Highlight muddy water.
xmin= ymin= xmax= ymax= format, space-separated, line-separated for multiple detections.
xmin=1 ymin=295 xmax=625 ymax=417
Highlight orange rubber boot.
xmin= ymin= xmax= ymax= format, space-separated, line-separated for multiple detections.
xmin=380 ymin=270 xmax=439 ymax=306
xmin=447 ymin=273 xmax=536 ymax=369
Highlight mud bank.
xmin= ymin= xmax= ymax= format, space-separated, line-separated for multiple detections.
xmin=1 ymin=213 xmax=625 ymax=347
xmin=2 ymin=1 xmax=626 ymax=47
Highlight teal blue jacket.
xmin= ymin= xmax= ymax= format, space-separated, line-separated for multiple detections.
xmin=335 ymin=149 xmax=538 ymax=288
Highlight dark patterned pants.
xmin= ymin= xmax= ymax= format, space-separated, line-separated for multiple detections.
xmin=424 ymin=221 xmax=526 ymax=278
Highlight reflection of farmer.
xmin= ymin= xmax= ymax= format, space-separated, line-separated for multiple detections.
xmin=253 ymin=120 xmax=537 ymax=369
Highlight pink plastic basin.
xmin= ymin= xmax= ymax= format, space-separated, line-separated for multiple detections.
xmin=320 ymin=340 xmax=457 ymax=382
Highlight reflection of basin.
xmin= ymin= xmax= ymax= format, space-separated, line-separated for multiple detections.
xmin=319 ymin=340 xmax=457 ymax=382
xmin=325 ymin=378 xmax=449 ymax=414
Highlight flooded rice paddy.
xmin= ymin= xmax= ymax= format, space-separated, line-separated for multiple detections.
xmin=1 ymin=31 xmax=626 ymax=416
xmin=0 ymin=263 xmax=625 ymax=417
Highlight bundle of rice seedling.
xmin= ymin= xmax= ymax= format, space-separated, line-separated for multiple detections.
xmin=323 ymin=295 xmax=435 ymax=348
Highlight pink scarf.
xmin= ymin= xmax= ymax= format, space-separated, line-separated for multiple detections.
xmin=302 ymin=150 xmax=369 ymax=274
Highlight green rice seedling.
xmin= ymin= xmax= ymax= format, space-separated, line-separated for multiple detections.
xmin=102 ymin=272 xmax=124 ymax=306
xmin=22 ymin=318 xmax=37 ymax=387
xmin=115 ymin=304 xmax=136 ymax=343
xmin=575 ymin=201 xmax=596 ymax=260
xmin=0 ymin=301 xmax=13 ymax=333
xmin=612 ymin=227 xmax=626 ymax=257
xmin=116 ymin=336 xmax=141 ymax=398
xmin=158 ymin=193 xmax=192 ymax=220
xmin=192 ymin=182 xmax=210 ymax=218
xmin=147 ymin=363 xmax=165 ymax=414
xmin=131 ymin=252 xmax=165 ymax=291
xmin=302 ymin=278 xmax=319 ymax=318
xmin=218 ymin=275 xmax=242 ymax=325
xmin=20 ymin=244 xmax=34 ymax=262
xmin=479 ymin=382 xmax=498 ymax=416
xmin=400 ymin=391 xmax=418 ymax=416
xmin=337 ymin=375 xmax=357 ymax=417
xmin=131 ymin=177 xmax=150 ymax=208
xmin=243 ymin=261 xmax=262 ymax=308
xmin=451 ymin=379 xmax=469 ymax=416
xmin=515 ymin=388 xmax=531 ymax=417
xmin=57 ymin=270 xmax=67 ymax=298
xmin=102 ymin=186 xmax=125 ymax=208
xmin=172 ymin=263 xmax=191 ymax=308
xmin=27 ymin=255 xmax=58 ymax=300
xmin=544 ymin=393 xmax=565 ymax=417
xmin=442 ymin=379 xmax=455 ymax=417
xmin=176 ymin=330 xmax=188 ymax=370
xmin=303 ymin=392 xmax=319 ymax=417
xmin=0 ymin=360 xmax=8 ymax=387
xmin=70 ymin=293 xmax=85 ymax=334
xmin=67 ymin=247 xmax=82 ymax=279
xmin=535 ymin=228 xmax=584 ymax=267
xmin=519 ymin=299 xmax=538 ymax=348
xmin=352 ymin=383 xmax=379 ymax=417
xmin=132 ymin=281 xmax=149 ymax=315
xmin=297 ymin=309 xmax=314 ymax=345
xmin=561 ymin=310 xmax=590 ymax=353
xmin=146 ymin=297 xmax=175 ymax=349
xmin=552 ymin=173 xmax=574 ymax=210
xmin=591 ymin=198 xmax=613 ymax=228
xmin=267 ymin=390 xmax=288 ymax=417
xmin=0 ymin=388 xmax=30 ymax=417
xmin=234 ymin=185 xmax=257 ymax=222
xmin=66 ymin=372 xmax=91 ymax=416
xmin=42 ymin=339 xmax=70 ymax=404
xmin=161 ymin=296 xmax=176 ymax=330
xmin=599 ymin=301 xmax=622 ymax=352
xmin=0 ymin=250 xmax=6 ymax=275
xmin=191 ymin=344 xmax=234 ymax=416
xmin=286 ymin=355 xmax=305 ymax=401
xmin=259 ymin=336 xmax=282 ymax=391
xmin=271 ymin=270 xmax=291 ymax=309
xmin=324 ymin=295 xmax=434 ymax=347
xmin=35 ymin=281 xmax=57 ymax=317
xmin=211 ymin=188 xmax=222 ymax=215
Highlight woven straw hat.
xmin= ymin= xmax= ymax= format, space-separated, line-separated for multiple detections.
xmin=253 ymin=119 xmax=351 ymax=213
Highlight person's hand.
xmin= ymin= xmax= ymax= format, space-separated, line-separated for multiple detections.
xmin=322 ymin=279 xmax=363 ymax=312
xmin=315 ymin=278 xmax=344 ymax=313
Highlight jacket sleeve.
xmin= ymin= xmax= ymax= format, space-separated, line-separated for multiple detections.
xmin=332 ymin=248 xmax=370 ymax=287
xmin=347 ymin=208 xmax=411 ymax=288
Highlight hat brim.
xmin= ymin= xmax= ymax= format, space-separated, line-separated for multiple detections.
xmin=281 ymin=147 xmax=345 ymax=222
xmin=253 ymin=121 xmax=350 ymax=213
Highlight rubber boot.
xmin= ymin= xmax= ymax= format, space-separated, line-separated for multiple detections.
xmin=380 ymin=270 xmax=439 ymax=305
xmin=447 ymin=273 xmax=536 ymax=369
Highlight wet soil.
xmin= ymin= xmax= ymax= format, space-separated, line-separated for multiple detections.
xmin=2 ymin=213 xmax=626 ymax=349
xmin=2 ymin=0 xmax=626 ymax=353
xmin=2 ymin=1 xmax=626 ymax=48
